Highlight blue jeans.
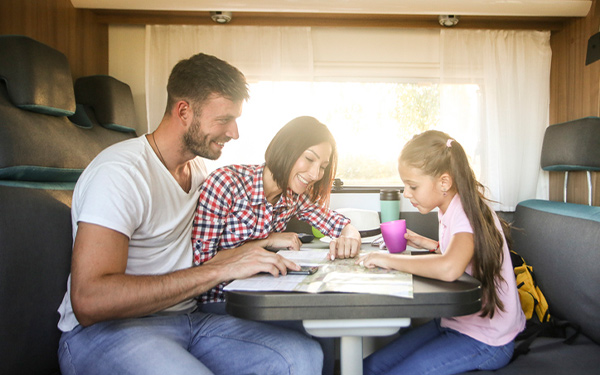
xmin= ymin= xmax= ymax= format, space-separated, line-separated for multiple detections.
xmin=363 ymin=319 xmax=514 ymax=375
xmin=201 ymin=301 xmax=335 ymax=375
xmin=58 ymin=311 xmax=323 ymax=375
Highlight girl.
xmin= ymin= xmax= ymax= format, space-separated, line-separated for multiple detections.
xmin=357 ymin=130 xmax=525 ymax=375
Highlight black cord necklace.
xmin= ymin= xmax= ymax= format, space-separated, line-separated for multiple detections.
xmin=151 ymin=132 xmax=167 ymax=167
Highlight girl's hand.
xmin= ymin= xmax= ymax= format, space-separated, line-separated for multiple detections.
xmin=264 ymin=232 xmax=302 ymax=251
xmin=355 ymin=252 xmax=393 ymax=269
xmin=405 ymin=229 xmax=437 ymax=250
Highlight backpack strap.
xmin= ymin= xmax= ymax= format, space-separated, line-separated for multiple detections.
xmin=511 ymin=317 xmax=581 ymax=362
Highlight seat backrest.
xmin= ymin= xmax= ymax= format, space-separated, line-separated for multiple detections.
xmin=513 ymin=117 xmax=600 ymax=345
xmin=541 ymin=117 xmax=600 ymax=205
xmin=70 ymin=74 xmax=139 ymax=133
xmin=512 ymin=200 xmax=600 ymax=344
xmin=0 ymin=35 xmax=137 ymax=375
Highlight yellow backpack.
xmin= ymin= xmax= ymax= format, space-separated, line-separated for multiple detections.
xmin=510 ymin=250 xmax=550 ymax=322
xmin=510 ymin=250 xmax=580 ymax=361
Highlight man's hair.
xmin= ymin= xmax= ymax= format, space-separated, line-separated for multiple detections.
xmin=165 ymin=53 xmax=249 ymax=114
xmin=265 ymin=116 xmax=337 ymax=206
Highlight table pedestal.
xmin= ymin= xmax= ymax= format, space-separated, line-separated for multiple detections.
xmin=303 ymin=318 xmax=411 ymax=375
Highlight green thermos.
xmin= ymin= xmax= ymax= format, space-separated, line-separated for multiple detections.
xmin=380 ymin=189 xmax=400 ymax=223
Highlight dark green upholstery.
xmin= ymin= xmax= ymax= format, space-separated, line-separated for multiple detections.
xmin=0 ymin=35 xmax=139 ymax=375
xmin=541 ymin=117 xmax=600 ymax=172
xmin=72 ymin=75 xmax=138 ymax=133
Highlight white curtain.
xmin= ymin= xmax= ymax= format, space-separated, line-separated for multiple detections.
xmin=439 ymin=30 xmax=552 ymax=211
xmin=144 ymin=26 xmax=552 ymax=211
xmin=145 ymin=25 xmax=313 ymax=131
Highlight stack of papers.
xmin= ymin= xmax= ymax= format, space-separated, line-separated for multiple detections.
xmin=224 ymin=249 xmax=413 ymax=299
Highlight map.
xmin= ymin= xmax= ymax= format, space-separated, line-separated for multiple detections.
xmin=224 ymin=248 xmax=413 ymax=299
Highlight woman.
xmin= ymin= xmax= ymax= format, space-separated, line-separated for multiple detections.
xmin=191 ymin=116 xmax=360 ymax=375
xmin=192 ymin=116 xmax=361 ymax=304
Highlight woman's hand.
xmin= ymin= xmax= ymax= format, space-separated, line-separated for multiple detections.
xmin=329 ymin=224 xmax=361 ymax=259
xmin=264 ymin=232 xmax=302 ymax=251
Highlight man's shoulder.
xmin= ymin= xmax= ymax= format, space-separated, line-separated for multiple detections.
xmin=95 ymin=136 xmax=146 ymax=162
xmin=77 ymin=136 xmax=150 ymax=190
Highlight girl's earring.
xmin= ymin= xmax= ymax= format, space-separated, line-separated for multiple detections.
xmin=442 ymin=189 xmax=447 ymax=196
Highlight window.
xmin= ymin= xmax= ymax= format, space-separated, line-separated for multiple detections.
xmin=205 ymin=80 xmax=441 ymax=187
xmin=143 ymin=26 xmax=552 ymax=208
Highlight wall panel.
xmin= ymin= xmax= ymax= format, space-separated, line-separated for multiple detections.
xmin=550 ymin=0 xmax=600 ymax=123
xmin=0 ymin=0 xmax=108 ymax=80
xmin=548 ymin=0 xmax=600 ymax=205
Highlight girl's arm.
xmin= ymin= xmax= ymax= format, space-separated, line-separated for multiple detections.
xmin=357 ymin=232 xmax=474 ymax=282
xmin=405 ymin=229 xmax=440 ymax=251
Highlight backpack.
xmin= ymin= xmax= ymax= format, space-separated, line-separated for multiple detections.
xmin=510 ymin=250 xmax=580 ymax=361
xmin=511 ymin=250 xmax=550 ymax=323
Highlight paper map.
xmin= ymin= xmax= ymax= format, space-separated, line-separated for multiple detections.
xmin=224 ymin=248 xmax=413 ymax=299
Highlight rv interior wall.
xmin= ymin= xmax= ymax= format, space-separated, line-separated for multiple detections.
xmin=0 ymin=0 xmax=108 ymax=80
xmin=549 ymin=0 xmax=600 ymax=204
xmin=108 ymin=25 xmax=147 ymax=135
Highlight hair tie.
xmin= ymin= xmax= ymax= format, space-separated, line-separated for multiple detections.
xmin=446 ymin=139 xmax=454 ymax=148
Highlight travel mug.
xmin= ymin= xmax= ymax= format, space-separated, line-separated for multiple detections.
xmin=380 ymin=189 xmax=401 ymax=223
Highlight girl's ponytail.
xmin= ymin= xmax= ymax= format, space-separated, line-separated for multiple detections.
xmin=446 ymin=140 xmax=505 ymax=318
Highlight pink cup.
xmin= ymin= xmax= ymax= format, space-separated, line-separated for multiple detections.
xmin=380 ymin=219 xmax=407 ymax=253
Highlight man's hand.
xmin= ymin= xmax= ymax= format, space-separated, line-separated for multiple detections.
xmin=205 ymin=243 xmax=301 ymax=279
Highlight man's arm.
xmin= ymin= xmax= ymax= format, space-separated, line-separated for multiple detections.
xmin=70 ymin=222 xmax=296 ymax=326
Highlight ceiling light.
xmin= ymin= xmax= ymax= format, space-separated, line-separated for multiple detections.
xmin=210 ymin=11 xmax=232 ymax=24
xmin=439 ymin=15 xmax=460 ymax=27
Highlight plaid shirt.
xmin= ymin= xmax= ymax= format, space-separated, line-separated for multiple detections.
xmin=192 ymin=164 xmax=350 ymax=303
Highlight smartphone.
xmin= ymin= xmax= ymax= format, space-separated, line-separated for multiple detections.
xmin=297 ymin=232 xmax=315 ymax=243
xmin=287 ymin=266 xmax=319 ymax=275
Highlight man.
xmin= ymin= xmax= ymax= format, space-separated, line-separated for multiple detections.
xmin=57 ymin=53 xmax=323 ymax=375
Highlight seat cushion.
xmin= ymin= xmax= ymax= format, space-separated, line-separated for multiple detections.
xmin=466 ymin=335 xmax=600 ymax=375
xmin=0 ymin=185 xmax=73 ymax=375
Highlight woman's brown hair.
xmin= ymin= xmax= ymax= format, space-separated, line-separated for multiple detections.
xmin=399 ymin=130 xmax=507 ymax=318
xmin=265 ymin=116 xmax=337 ymax=206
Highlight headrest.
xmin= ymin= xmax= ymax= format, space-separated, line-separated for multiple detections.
xmin=541 ymin=117 xmax=600 ymax=172
xmin=0 ymin=35 xmax=75 ymax=116
xmin=73 ymin=75 xmax=138 ymax=132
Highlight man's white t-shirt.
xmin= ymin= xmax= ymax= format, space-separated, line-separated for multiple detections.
xmin=58 ymin=135 xmax=207 ymax=332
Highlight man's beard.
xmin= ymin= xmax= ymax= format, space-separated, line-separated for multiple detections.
xmin=183 ymin=117 xmax=223 ymax=160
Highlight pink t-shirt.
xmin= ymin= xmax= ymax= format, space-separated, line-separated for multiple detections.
xmin=439 ymin=194 xmax=525 ymax=346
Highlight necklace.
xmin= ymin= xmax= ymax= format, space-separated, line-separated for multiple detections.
xmin=151 ymin=132 xmax=167 ymax=167
xmin=151 ymin=132 xmax=191 ymax=192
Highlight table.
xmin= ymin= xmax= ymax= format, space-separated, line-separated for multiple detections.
xmin=225 ymin=244 xmax=481 ymax=375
